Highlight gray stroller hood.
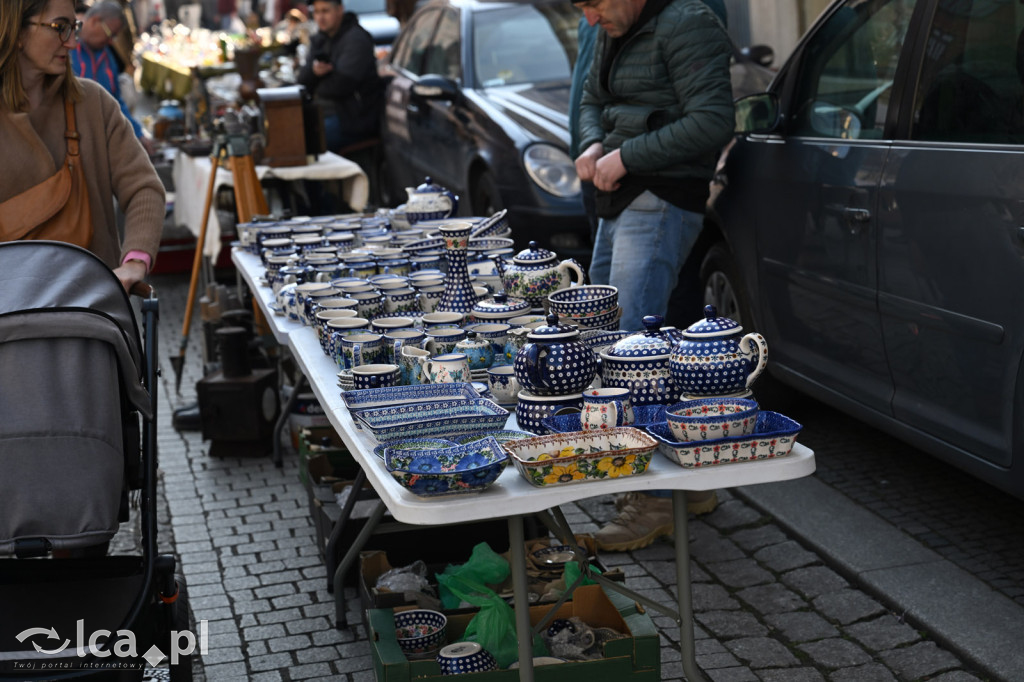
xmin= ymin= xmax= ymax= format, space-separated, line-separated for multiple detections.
xmin=0 ymin=241 xmax=152 ymax=553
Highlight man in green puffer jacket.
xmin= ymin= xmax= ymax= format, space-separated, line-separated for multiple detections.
xmin=574 ymin=0 xmax=734 ymax=333
xmin=574 ymin=0 xmax=733 ymax=551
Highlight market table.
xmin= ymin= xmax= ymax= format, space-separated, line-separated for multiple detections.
xmin=175 ymin=151 xmax=370 ymax=261
xmin=231 ymin=247 xmax=816 ymax=682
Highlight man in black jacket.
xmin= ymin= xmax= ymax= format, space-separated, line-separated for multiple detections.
xmin=298 ymin=0 xmax=384 ymax=152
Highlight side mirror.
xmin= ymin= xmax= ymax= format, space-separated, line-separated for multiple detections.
xmin=735 ymin=93 xmax=780 ymax=134
xmin=411 ymin=74 xmax=460 ymax=102
xmin=741 ymin=44 xmax=775 ymax=68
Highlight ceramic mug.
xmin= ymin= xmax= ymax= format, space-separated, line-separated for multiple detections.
xmin=400 ymin=346 xmax=432 ymax=385
xmin=371 ymin=316 xmax=416 ymax=334
xmin=467 ymin=323 xmax=511 ymax=366
xmin=383 ymin=287 xmax=421 ymax=315
xmin=336 ymin=280 xmax=377 ymax=296
xmin=417 ymin=285 xmax=447 ymax=313
xmin=315 ymin=309 xmax=359 ymax=354
xmin=383 ymin=328 xmax=429 ymax=363
xmin=349 ymin=291 xmax=385 ymax=320
xmin=335 ymin=331 xmax=384 ymax=370
xmin=422 ymin=311 xmax=465 ymax=328
xmin=421 ymin=353 xmax=471 ymax=384
xmin=581 ymin=387 xmax=635 ymax=431
xmin=351 ymin=363 xmax=401 ymax=390
xmin=424 ymin=327 xmax=468 ymax=356
xmin=515 ymin=390 xmax=583 ymax=435
xmin=486 ymin=365 xmax=521 ymax=406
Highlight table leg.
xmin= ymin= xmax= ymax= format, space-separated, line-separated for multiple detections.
xmin=673 ymin=490 xmax=707 ymax=682
xmin=272 ymin=374 xmax=306 ymax=467
xmin=334 ymin=499 xmax=387 ymax=629
xmin=507 ymin=515 xmax=535 ymax=682
xmin=325 ymin=469 xmax=368 ymax=593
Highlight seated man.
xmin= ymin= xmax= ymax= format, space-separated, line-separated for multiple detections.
xmin=297 ymin=0 xmax=385 ymax=153
xmin=72 ymin=1 xmax=152 ymax=153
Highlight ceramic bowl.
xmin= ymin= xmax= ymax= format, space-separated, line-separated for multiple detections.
xmin=558 ymin=305 xmax=621 ymax=330
xmin=665 ymin=397 xmax=759 ymax=442
xmin=547 ymin=285 xmax=619 ymax=317
xmin=503 ymin=427 xmax=656 ymax=487
xmin=352 ymin=398 xmax=509 ymax=443
xmin=647 ymin=411 xmax=802 ymax=468
xmin=469 ymin=209 xmax=509 ymax=239
xmin=543 ymin=404 xmax=667 ymax=434
xmin=384 ymin=436 xmax=508 ymax=496
xmin=436 ymin=641 xmax=498 ymax=675
xmin=452 ymin=429 xmax=536 ymax=445
xmin=373 ymin=437 xmax=458 ymax=461
xmin=394 ymin=609 xmax=448 ymax=657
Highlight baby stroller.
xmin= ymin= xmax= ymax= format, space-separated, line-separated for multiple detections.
xmin=0 ymin=241 xmax=191 ymax=680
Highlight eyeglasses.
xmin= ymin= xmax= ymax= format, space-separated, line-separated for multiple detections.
xmin=26 ymin=19 xmax=82 ymax=42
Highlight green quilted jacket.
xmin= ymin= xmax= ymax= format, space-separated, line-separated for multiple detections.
xmin=578 ymin=0 xmax=735 ymax=180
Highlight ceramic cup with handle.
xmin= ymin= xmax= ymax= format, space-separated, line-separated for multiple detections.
xmin=486 ymin=365 xmax=521 ymax=406
xmin=351 ymin=363 xmax=401 ymax=390
xmin=336 ymin=331 xmax=385 ymax=371
xmin=420 ymin=353 xmax=471 ymax=384
xmin=400 ymin=345 xmax=431 ymax=385
xmin=424 ymin=327 xmax=468 ymax=356
xmin=384 ymin=328 xmax=429 ymax=364
xmin=325 ymin=317 xmax=370 ymax=359
xmin=581 ymin=387 xmax=635 ymax=431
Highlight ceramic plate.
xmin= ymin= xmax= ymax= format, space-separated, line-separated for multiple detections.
xmin=351 ymin=398 xmax=510 ymax=443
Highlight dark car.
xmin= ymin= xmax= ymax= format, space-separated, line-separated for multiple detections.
xmin=377 ymin=0 xmax=591 ymax=260
xmin=699 ymin=0 xmax=1024 ymax=498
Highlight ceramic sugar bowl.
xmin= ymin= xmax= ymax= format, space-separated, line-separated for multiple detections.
xmin=492 ymin=241 xmax=586 ymax=309
xmin=599 ymin=315 xmax=678 ymax=405
xmin=404 ymin=177 xmax=458 ymax=224
xmin=513 ymin=314 xmax=597 ymax=396
xmin=670 ymin=304 xmax=768 ymax=397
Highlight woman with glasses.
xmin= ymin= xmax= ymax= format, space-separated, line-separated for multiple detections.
xmin=0 ymin=0 xmax=164 ymax=292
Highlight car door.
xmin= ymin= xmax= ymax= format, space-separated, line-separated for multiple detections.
xmin=878 ymin=0 xmax=1024 ymax=467
xmin=750 ymin=0 xmax=916 ymax=411
xmin=383 ymin=7 xmax=443 ymax=193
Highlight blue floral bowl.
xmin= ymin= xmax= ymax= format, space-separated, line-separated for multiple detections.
xmin=384 ymin=436 xmax=508 ymax=496
xmin=394 ymin=609 xmax=448 ymax=657
xmin=373 ymin=437 xmax=458 ymax=461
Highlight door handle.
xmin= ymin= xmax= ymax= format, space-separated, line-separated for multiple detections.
xmin=844 ymin=208 xmax=871 ymax=234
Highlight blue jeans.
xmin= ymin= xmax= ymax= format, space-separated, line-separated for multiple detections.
xmin=589 ymin=191 xmax=703 ymax=331
xmin=323 ymin=114 xmax=368 ymax=154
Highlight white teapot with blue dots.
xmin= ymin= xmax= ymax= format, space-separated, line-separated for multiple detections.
xmin=669 ymin=305 xmax=769 ymax=397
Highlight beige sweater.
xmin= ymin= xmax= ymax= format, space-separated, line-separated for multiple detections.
xmin=0 ymin=77 xmax=164 ymax=269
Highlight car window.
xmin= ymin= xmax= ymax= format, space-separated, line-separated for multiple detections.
xmin=345 ymin=0 xmax=386 ymax=14
xmin=392 ymin=8 xmax=441 ymax=75
xmin=471 ymin=4 xmax=578 ymax=88
xmin=422 ymin=9 xmax=461 ymax=80
xmin=911 ymin=0 xmax=1024 ymax=143
xmin=790 ymin=0 xmax=914 ymax=139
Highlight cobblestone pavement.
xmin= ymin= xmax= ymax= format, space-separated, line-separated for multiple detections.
xmin=140 ymin=270 xmax=994 ymax=681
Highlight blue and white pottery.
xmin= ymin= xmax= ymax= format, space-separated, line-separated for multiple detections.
xmin=514 ymin=314 xmax=597 ymax=397
xmin=670 ymin=304 xmax=769 ymax=397
xmin=485 ymin=365 xmax=521 ymax=406
xmin=469 ymin=208 xmax=509 ymax=239
xmin=404 ymin=177 xmax=458 ymax=224
xmin=647 ymin=411 xmax=801 ymax=468
xmin=301 ymin=287 xmax=343 ymax=326
xmin=599 ymin=315 xmax=677 ymax=406
xmin=351 ymin=363 xmax=401 ymax=390
xmin=385 ymin=436 xmax=508 ymax=497
xmin=421 ymin=353 xmax=471 ymax=384
xmin=341 ymin=382 xmax=481 ymax=410
xmin=515 ymin=390 xmax=583 ymax=435
xmin=349 ymin=290 xmax=385 ymax=320
xmin=581 ymin=387 xmax=635 ymax=431
xmin=469 ymin=292 xmax=530 ymax=325
xmin=466 ymin=323 xmax=511 ymax=366
xmin=393 ymin=609 xmax=448 ymax=656
xmin=422 ymin=311 xmax=464 ymax=327
xmin=558 ymin=305 xmax=621 ymax=330
xmin=455 ymin=333 xmax=495 ymax=371
xmin=665 ymin=396 xmax=759 ymax=442
xmin=491 ymin=241 xmax=587 ymax=310
xmin=417 ymin=284 xmax=446 ymax=313
xmin=383 ymin=287 xmax=421 ymax=315
xmin=372 ymin=436 xmax=458 ymax=460
xmin=424 ymin=327 xmax=468 ymax=356
xmin=384 ymin=329 xmax=429 ymax=364
xmin=315 ymin=309 xmax=359 ymax=354
xmin=436 ymin=641 xmax=498 ymax=675
xmin=372 ymin=316 xmax=417 ymax=335
xmin=400 ymin=346 xmax=432 ymax=385
xmin=435 ymin=221 xmax=481 ymax=314
xmin=351 ymin=398 xmax=509 ymax=443
xmin=336 ymin=331 xmax=385 ymax=371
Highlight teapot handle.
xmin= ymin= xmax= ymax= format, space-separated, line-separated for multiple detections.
xmin=740 ymin=333 xmax=769 ymax=388
xmin=521 ymin=343 xmax=549 ymax=390
xmin=560 ymin=258 xmax=587 ymax=286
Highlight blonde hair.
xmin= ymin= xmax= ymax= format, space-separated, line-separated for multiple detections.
xmin=0 ymin=0 xmax=83 ymax=112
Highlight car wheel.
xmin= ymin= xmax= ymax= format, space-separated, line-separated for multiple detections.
xmin=471 ymin=170 xmax=504 ymax=216
xmin=699 ymin=242 xmax=752 ymax=328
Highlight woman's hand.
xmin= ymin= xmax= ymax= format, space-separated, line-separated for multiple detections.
xmin=114 ymin=260 xmax=148 ymax=293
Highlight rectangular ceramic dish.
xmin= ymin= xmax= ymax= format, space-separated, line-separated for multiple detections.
xmin=541 ymin=404 xmax=667 ymax=434
xmin=502 ymin=427 xmax=656 ymax=488
xmin=646 ymin=411 xmax=802 ymax=468
xmin=351 ymin=398 xmax=509 ymax=443
xmin=341 ymin=382 xmax=481 ymax=411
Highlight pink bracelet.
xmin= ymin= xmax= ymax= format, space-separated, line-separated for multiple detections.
xmin=122 ymin=250 xmax=152 ymax=273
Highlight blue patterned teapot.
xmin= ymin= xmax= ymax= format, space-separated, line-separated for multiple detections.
xmin=513 ymin=314 xmax=597 ymax=396
xmin=491 ymin=241 xmax=586 ymax=309
xmin=404 ymin=177 xmax=458 ymax=224
xmin=669 ymin=305 xmax=769 ymax=397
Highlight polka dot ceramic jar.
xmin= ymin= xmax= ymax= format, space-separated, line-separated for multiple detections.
xmin=513 ymin=314 xmax=597 ymax=396
xmin=669 ymin=304 xmax=769 ymax=397
xmin=599 ymin=315 xmax=678 ymax=406
xmin=436 ymin=642 xmax=498 ymax=675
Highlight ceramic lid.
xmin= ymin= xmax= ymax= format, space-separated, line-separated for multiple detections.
xmin=605 ymin=315 xmax=673 ymax=358
xmin=683 ymin=305 xmax=742 ymax=338
xmin=527 ymin=314 xmax=580 ymax=341
xmin=412 ymin=177 xmax=446 ymax=194
xmin=472 ymin=293 xmax=530 ymax=317
xmin=511 ymin=241 xmax=557 ymax=265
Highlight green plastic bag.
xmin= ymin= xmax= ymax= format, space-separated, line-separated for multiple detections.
xmin=436 ymin=542 xmax=510 ymax=609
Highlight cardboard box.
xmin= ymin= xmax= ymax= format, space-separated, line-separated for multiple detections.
xmin=299 ymin=425 xmax=360 ymax=487
xmin=367 ymin=584 xmax=660 ymax=681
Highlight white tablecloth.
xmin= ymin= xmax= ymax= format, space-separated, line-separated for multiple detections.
xmin=173 ymin=151 xmax=370 ymax=260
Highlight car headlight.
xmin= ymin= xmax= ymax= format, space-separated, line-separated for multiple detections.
xmin=523 ymin=144 xmax=580 ymax=198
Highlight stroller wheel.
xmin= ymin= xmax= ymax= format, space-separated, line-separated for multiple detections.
xmin=168 ymin=575 xmax=195 ymax=682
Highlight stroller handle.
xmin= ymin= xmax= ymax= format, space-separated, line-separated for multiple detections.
xmin=130 ymin=281 xmax=154 ymax=299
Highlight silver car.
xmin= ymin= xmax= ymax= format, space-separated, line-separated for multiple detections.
xmin=703 ymin=0 xmax=1024 ymax=498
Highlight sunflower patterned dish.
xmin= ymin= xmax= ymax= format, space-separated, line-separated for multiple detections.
xmin=646 ymin=411 xmax=802 ymax=468
xmin=384 ymin=436 xmax=508 ymax=496
xmin=502 ymin=427 xmax=656 ymax=488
